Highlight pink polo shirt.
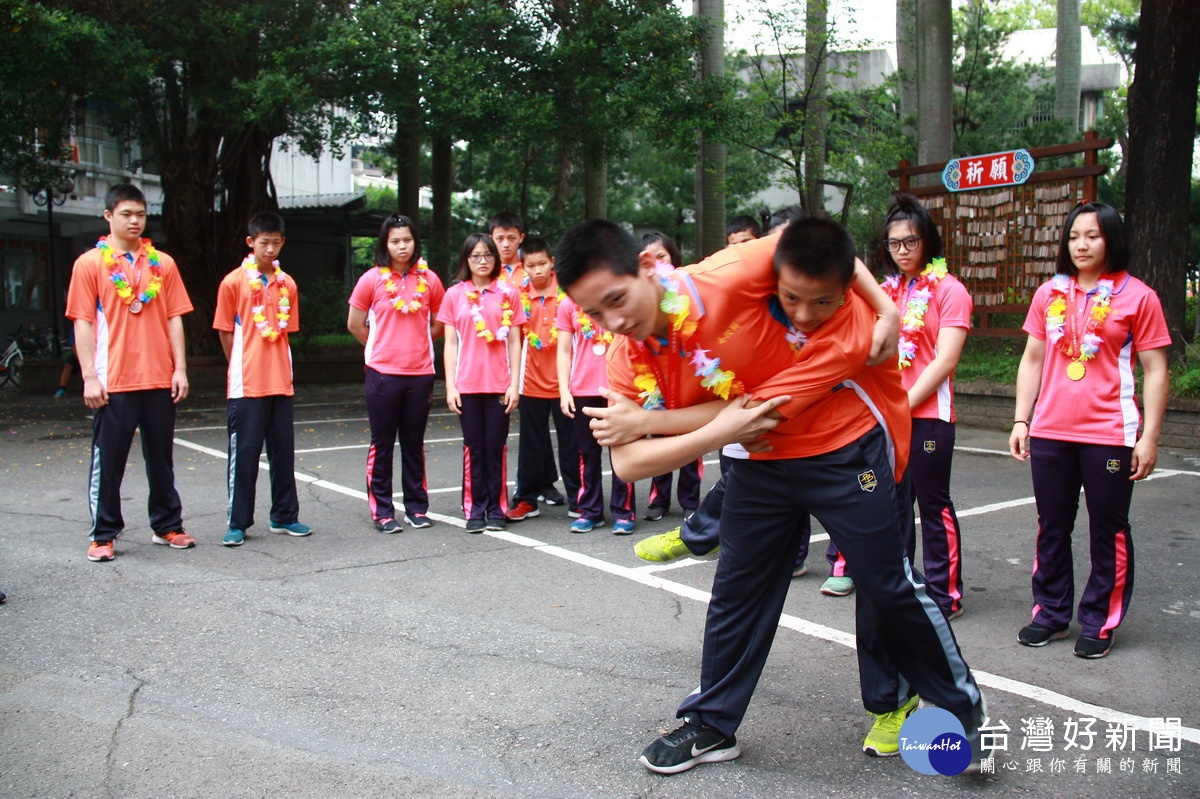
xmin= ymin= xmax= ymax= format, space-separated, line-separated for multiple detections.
xmin=437 ymin=279 xmax=527 ymax=393
xmin=555 ymin=297 xmax=611 ymax=397
xmin=1023 ymin=271 xmax=1171 ymax=447
xmin=348 ymin=263 xmax=446 ymax=375
xmin=893 ymin=272 xmax=972 ymax=422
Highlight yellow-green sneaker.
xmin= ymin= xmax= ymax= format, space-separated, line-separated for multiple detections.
xmin=863 ymin=695 xmax=920 ymax=757
xmin=634 ymin=527 xmax=714 ymax=562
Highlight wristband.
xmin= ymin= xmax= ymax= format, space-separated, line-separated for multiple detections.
xmin=1012 ymin=420 xmax=1029 ymax=428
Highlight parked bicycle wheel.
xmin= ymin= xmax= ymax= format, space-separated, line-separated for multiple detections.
xmin=1 ymin=346 xmax=22 ymax=387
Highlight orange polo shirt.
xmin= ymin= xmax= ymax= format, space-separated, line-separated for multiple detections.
xmin=213 ymin=258 xmax=300 ymax=398
xmin=606 ymin=236 xmax=910 ymax=477
xmin=65 ymin=235 xmax=193 ymax=393
xmin=518 ymin=279 xmax=564 ymax=399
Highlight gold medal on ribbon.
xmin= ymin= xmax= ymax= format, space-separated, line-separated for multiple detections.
xmin=1066 ymin=360 xmax=1085 ymax=381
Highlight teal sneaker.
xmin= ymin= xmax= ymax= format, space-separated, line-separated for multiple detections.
xmin=792 ymin=560 xmax=808 ymax=578
xmin=611 ymin=518 xmax=636 ymax=535
xmin=569 ymin=518 xmax=605 ymax=533
xmin=820 ymin=575 xmax=855 ymax=596
xmin=223 ymin=529 xmax=245 ymax=547
xmin=270 ymin=521 xmax=313 ymax=537
xmin=863 ymin=695 xmax=921 ymax=756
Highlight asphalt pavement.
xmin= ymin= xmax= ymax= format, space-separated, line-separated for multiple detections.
xmin=1 ymin=382 xmax=1198 ymax=798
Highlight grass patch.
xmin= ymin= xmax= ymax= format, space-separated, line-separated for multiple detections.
xmin=956 ymin=338 xmax=1024 ymax=386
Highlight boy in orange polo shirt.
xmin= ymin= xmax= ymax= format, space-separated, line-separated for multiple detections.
xmin=489 ymin=211 xmax=529 ymax=294
xmin=509 ymin=237 xmax=580 ymax=521
xmin=555 ymin=218 xmax=990 ymax=776
xmin=66 ymin=183 xmax=195 ymax=562
xmin=212 ymin=212 xmax=311 ymax=547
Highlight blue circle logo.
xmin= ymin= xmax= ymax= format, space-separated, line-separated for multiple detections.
xmin=898 ymin=708 xmax=970 ymax=776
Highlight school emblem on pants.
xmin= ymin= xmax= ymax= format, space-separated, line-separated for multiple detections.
xmin=858 ymin=470 xmax=878 ymax=493
xmin=1106 ymin=459 xmax=1121 ymax=474
xmin=924 ymin=440 xmax=936 ymax=453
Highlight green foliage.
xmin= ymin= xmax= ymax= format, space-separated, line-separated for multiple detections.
xmin=293 ymin=276 xmax=354 ymax=355
xmin=0 ymin=1 xmax=115 ymax=186
xmin=953 ymin=2 xmax=1072 ymax=156
xmin=955 ymin=337 xmax=1025 ymax=385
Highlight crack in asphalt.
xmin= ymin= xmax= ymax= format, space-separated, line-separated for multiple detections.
xmin=104 ymin=671 xmax=146 ymax=799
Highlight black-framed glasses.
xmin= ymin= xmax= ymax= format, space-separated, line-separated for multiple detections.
xmin=469 ymin=252 xmax=496 ymax=262
xmin=885 ymin=235 xmax=922 ymax=252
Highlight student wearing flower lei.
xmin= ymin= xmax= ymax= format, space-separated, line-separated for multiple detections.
xmin=1009 ymin=202 xmax=1170 ymax=659
xmin=872 ymin=192 xmax=973 ymax=618
xmin=509 ymin=237 xmax=581 ymax=523
xmin=66 ymin=183 xmax=195 ymax=563
xmin=639 ymin=232 xmax=703 ymax=523
xmin=213 ymin=212 xmax=311 ymax=547
xmin=438 ymin=233 xmax=528 ymax=532
xmin=555 ymin=293 xmax=635 ymax=534
xmin=633 ymin=209 xmax=814 ymax=583
xmin=556 ymin=218 xmax=991 ymax=776
xmin=348 ymin=214 xmax=446 ymax=533
xmin=489 ymin=210 xmax=529 ymax=291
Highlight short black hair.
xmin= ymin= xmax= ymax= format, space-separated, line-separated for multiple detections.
xmin=105 ymin=183 xmax=146 ymax=212
xmin=374 ymin=214 xmax=421 ymax=269
xmin=248 ymin=211 xmax=286 ymax=239
xmin=554 ymin=219 xmax=641 ymax=292
xmin=1055 ymin=202 xmax=1129 ymax=276
xmin=641 ymin=231 xmax=681 ymax=268
xmin=774 ymin=217 xmax=856 ymax=286
xmin=879 ymin=192 xmax=943 ymax=274
xmin=760 ymin=205 xmax=806 ymax=234
xmin=487 ymin=211 xmax=525 ymax=235
xmin=726 ymin=215 xmax=762 ymax=239
xmin=455 ymin=233 xmax=501 ymax=283
xmin=522 ymin=236 xmax=553 ymax=259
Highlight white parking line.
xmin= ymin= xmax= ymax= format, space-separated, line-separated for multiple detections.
xmin=172 ymin=430 xmax=1200 ymax=747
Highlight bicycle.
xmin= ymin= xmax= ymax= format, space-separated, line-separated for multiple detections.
xmin=0 ymin=333 xmax=24 ymax=388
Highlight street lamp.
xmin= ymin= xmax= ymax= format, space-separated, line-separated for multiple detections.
xmin=30 ymin=175 xmax=76 ymax=358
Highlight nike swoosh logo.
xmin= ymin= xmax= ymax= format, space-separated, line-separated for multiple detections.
xmin=691 ymin=741 xmax=722 ymax=757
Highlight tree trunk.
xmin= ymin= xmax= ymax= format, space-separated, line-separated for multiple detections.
xmin=696 ymin=0 xmax=726 ymax=257
xmin=1055 ymin=0 xmax=1081 ymax=133
xmin=1125 ymin=0 xmax=1200 ymax=363
xmin=430 ymin=133 xmax=453 ymax=282
xmin=896 ymin=0 xmax=918 ymax=140
xmin=803 ymin=0 xmax=828 ymax=215
xmin=395 ymin=117 xmax=422 ymax=220
xmin=583 ymin=150 xmax=607 ymax=220
xmin=915 ymin=0 xmax=953 ymax=179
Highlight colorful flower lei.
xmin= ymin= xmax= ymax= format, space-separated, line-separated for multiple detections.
xmin=379 ymin=259 xmax=430 ymax=314
xmin=576 ymin=307 xmax=614 ymax=348
xmin=629 ymin=264 xmax=742 ymax=409
xmin=98 ymin=237 xmax=163 ymax=308
xmin=523 ymin=288 xmax=566 ymax=349
xmin=1045 ymin=274 xmax=1113 ymax=362
xmin=881 ymin=257 xmax=949 ymax=369
xmin=465 ymin=285 xmax=514 ymax=342
xmin=243 ymin=255 xmax=290 ymax=341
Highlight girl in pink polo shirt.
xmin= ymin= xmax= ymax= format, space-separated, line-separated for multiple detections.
xmin=640 ymin=232 xmax=703 ymax=521
xmin=1009 ymin=202 xmax=1170 ymax=659
xmin=878 ymin=193 xmax=973 ymax=618
xmin=348 ymin=215 xmax=446 ymax=533
xmin=438 ymin=233 xmax=527 ymax=532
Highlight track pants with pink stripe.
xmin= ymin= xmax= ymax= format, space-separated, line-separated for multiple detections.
xmin=1029 ymin=437 xmax=1136 ymax=640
